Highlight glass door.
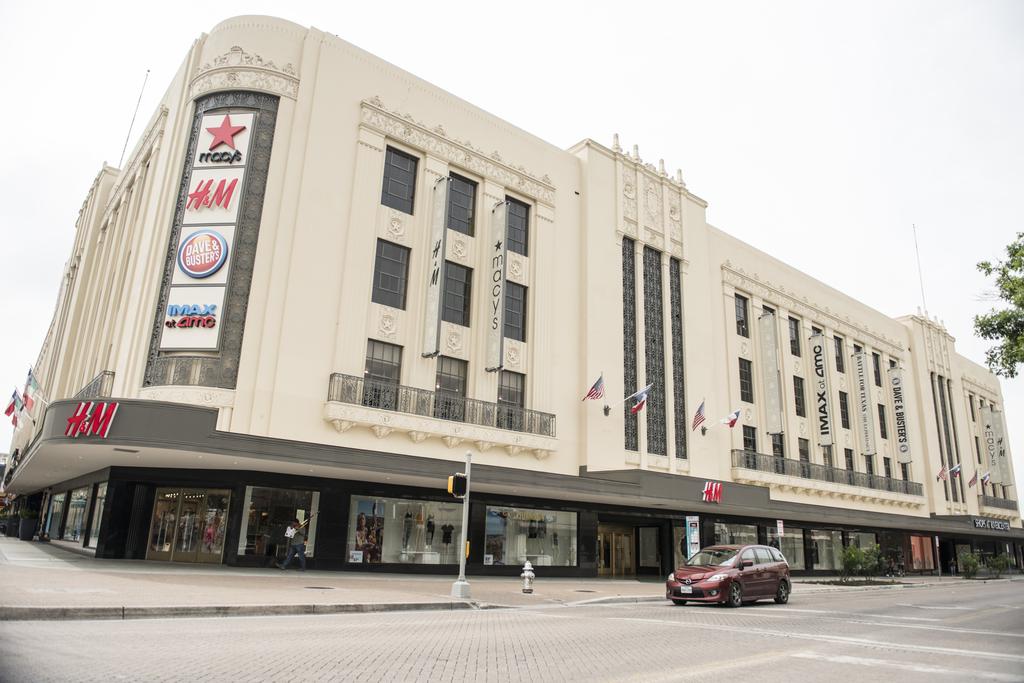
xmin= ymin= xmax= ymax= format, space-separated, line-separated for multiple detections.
xmin=173 ymin=491 xmax=203 ymax=562
xmin=197 ymin=491 xmax=230 ymax=563
xmin=147 ymin=490 xmax=180 ymax=561
xmin=146 ymin=488 xmax=231 ymax=563
xmin=597 ymin=526 xmax=635 ymax=577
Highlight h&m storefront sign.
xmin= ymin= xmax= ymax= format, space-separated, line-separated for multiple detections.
xmin=65 ymin=401 xmax=119 ymax=439
xmin=160 ymin=111 xmax=253 ymax=352
xmin=973 ymin=518 xmax=1011 ymax=532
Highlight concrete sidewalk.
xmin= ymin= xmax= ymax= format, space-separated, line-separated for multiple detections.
xmin=0 ymin=537 xmax=1017 ymax=620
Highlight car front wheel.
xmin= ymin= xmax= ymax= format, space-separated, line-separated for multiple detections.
xmin=774 ymin=580 xmax=790 ymax=604
xmin=726 ymin=582 xmax=743 ymax=608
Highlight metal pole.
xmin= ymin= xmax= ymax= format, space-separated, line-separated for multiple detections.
xmin=451 ymin=450 xmax=472 ymax=599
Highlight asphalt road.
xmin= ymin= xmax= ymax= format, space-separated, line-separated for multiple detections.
xmin=1 ymin=580 xmax=1021 ymax=682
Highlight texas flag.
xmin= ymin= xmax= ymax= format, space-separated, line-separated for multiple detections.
xmin=5 ymin=390 xmax=24 ymax=427
xmin=626 ymin=383 xmax=654 ymax=415
xmin=949 ymin=463 xmax=962 ymax=478
xmin=720 ymin=409 xmax=741 ymax=428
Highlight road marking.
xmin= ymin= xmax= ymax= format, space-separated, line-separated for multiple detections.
xmin=622 ymin=650 xmax=795 ymax=682
xmin=776 ymin=607 xmax=941 ymax=621
xmin=791 ymin=652 xmax=1024 ymax=681
xmin=607 ymin=616 xmax=1024 ymax=663
xmin=896 ymin=603 xmax=971 ymax=610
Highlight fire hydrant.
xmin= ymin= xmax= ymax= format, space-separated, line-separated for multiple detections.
xmin=521 ymin=560 xmax=536 ymax=593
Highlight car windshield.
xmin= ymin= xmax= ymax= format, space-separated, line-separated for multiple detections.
xmin=686 ymin=547 xmax=740 ymax=566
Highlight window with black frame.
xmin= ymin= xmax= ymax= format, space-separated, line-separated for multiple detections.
xmin=497 ymin=371 xmax=525 ymax=431
xmin=504 ymin=282 xmax=527 ymax=342
xmin=798 ymin=438 xmax=810 ymax=477
xmin=735 ymin=294 xmax=750 ymax=337
xmin=363 ymin=340 xmax=402 ymax=410
xmin=434 ymin=356 xmax=467 ymax=421
xmin=506 ymin=197 xmax=529 ymax=256
xmin=447 ymin=173 xmax=476 ymax=235
xmin=788 ymin=317 xmax=801 ymax=356
xmin=381 ymin=147 xmax=417 ymax=214
xmin=442 ymin=262 xmax=472 ymax=326
xmin=834 ymin=336 xmax=845 ymax=373
xmin=772 ymin=432 xmax=785 ymax=474
xmin=794 ymin=375 xmax=806 ymax=417
xmin=371 ymin=239 xmax=410 ymax=309
xmin=739 ymin=358 xmax=754 ymax=403
xmin=743 ymin=425 xmax=757 ymax=459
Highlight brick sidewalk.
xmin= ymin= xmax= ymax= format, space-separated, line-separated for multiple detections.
xmin=1 ymin=537 xmax=1015 ymax=620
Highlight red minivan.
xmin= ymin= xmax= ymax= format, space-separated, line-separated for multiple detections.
xmin=665 ymin=544 xmax=791 ymax=607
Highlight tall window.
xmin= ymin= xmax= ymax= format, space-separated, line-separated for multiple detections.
xmin=788 ymin=317 xmax=801 ymax=356
xmin=844 ymin=448 xmax=855 ymax=471
xmin=622 ymin=239 xmax=638 ymax=451
xmin=363 ymin=340 xmax=402 ymax=409
xmin=504 ymin=282 xmax=527 ymax=342
xmin=798 ymin=438 xmax=810 ymax=476
xmin=739 ymin=358 xmax=754 ymax=403
xmin=793 ymin=376 xmax=806 ymax=417
xmin=442 ymin=262 xmax=472 ymax=326
xmin=872 ymin=352 xmax=882 ymax=387
xmin=865 ymin=454 xmax=875 ymax=477
xmin=670 ymin=258 xmax=687 ymax=460
xmin=743 ymin=425 xmax=757 ymax=452
xmin=771 ymin=433 xmax=785 ymax=457
xmin=884 ymin=457 xmax=893 ymax=479
xmin=834 ymin=336 xmax=845 ymax=373
xmin=975 ymin=436 xmax=982 ymax=464
xmin=969 ymin=394 xmax=976 ymax=421
xmin=381 ymin=147 xmax=417 ymax=214
xmin=371 ymin=240 xmax=410 ymax=309
xmin=822 ymin=445 xmax=834 ymax=469
xmin=434 ymin=356 xmax=467 ymax=421
xmin=497 ymin=371 xmax=525 ymax=430
xmin=878 ymin=404 xmax=888 ymax=439
xmin=447 ymin=173 xmax=476 ymax=235
xmin=643 ymin=247 xmax=667 ymax=456
xmin=839 ymin=391 xmax=851 ymax=429
xmin=900 ymin=462 xmax=910 ymax=480
xmin=506 ymin=197 xmax=529 ymax=256
xmin=735 ymin=294 xmax=750 ymax=337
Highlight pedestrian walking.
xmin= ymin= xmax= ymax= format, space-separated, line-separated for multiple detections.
xmin=276 ymin=518 xmax=307 ymax=571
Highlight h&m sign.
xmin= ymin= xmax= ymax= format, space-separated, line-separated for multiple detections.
xmin=65 ymin=401 xmax=119 ymax=439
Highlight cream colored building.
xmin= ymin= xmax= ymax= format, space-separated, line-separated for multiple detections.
xmin=6 ymin=15 xmax=1021 ymax=576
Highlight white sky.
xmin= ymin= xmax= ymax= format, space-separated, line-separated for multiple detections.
xmin=1 ymin=1 xmax=1021 ymax=515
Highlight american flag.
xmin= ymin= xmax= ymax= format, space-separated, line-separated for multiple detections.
xmin=582 ymin=375 xmax=605 ymax=401
xmin=702 ymin=481 xmax=723 ymax=503
xmin=936 ymin=466 xmax=948 ymax=482
xmin=691 ymin=400 xmax=706 ymax=432
xmin=968 ymin=471 xmax=978 ymax=488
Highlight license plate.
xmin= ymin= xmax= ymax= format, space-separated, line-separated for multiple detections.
xmin=678 ymin=586 xmax=693 ymax=594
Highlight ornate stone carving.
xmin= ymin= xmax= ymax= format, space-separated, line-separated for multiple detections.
xmin=332 ymin=419 xmax=355 ymax=433
xmin=361 ymin=100 xmax=554 ymax=205
xmin=505 ymin=344 xmax=521 ymax=369
xmin=451 ymin=238 xmax=468 ymax=260
xmin=668 ymin=201 xmax=681 ymax=223
xmin=508 ymin=256 xmax=524 ymax=279
xmin=445 ymin=329 xmax=463 ymax=354
xmin=408 ymin=431 xmax=428 ymax=443
xmin=372 ymin=425 xmax=393 ymax=439
xmin=506 ymin=445 xmax=525 ymax=457
xmin=191 ymin=46 xmax=299 ymax=100
xmin=475 ymin=440 xmax=494 ymax=452
xmin=387 ymin=214 xmax=404 ymax=238
xmin=644 ymin=182 xmax=662 ymax=225
xmin=533 ymin=449 xmax=550 ymax=460
xmin=443 ymin=436 xmax=463 ymax=448
xmin=740 ymin=341 xmax=750 ymax=356
xmin=378 ymin=309 xmax=397 ymax=339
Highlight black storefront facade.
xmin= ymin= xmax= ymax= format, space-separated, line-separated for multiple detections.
xmin=9 ymin=399 xmax=1024 ymax=578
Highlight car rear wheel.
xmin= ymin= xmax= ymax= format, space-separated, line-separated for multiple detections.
xmin=726 ymin=582 xmax=743 ymax=608
xmin=671 ymin=599 xmax=687 ymax=606
xmin=774 ymin=580 xmax=790 ymax=604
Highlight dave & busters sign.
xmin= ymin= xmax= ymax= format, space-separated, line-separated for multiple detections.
xmin=177 ymin=229 xmax=228 ymax=279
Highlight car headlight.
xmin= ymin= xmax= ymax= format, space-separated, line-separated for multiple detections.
xmin=667 ymin=572 xmax=675 ymax=582
xmin=705 ymin=573 xmax=728 ymax=583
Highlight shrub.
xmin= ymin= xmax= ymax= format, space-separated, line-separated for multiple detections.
xmin=989 ymin=554 xmax=1010 ymax=579
xmin=841 ymin=545 xmax=863 ymax=582
xmin=860 ymin=544 xmax=886 ymax=579
xmin=959 ymin=551 xmax=980 ymax=579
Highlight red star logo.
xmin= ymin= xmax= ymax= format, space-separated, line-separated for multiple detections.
xmin=206 ymin=114 xmax=246 ymax=151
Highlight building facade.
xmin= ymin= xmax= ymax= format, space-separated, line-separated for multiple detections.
xmin=6 ymin=15 xmax=1022 ymax=576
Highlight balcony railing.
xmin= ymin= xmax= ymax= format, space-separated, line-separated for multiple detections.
xmin=73 ymin=371 xmax=115 ymax=400
xmin=327 ymin=373 xmax=556 ymax=438
xmin=732 ymin=450 xmax=924 ymax=496
xmin=980 ymin=495 xmax=1018 ymax=511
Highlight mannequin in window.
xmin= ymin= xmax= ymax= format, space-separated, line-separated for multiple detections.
xmin=402 ymin=512 xmax=414 ymax=549
xmin=426 ymin=514 xmax=435 ymax=547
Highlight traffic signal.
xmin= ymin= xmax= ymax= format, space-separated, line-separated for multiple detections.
xmin=447 ymin=473 xmax=467 ymax=498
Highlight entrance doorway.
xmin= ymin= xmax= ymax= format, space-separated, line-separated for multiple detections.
xmin=146 ymin=488 xmax=231 ymax=563
xmin=598 ymin=525 xmax=635 ymax=577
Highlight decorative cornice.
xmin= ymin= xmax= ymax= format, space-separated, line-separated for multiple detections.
xmin=360 ymin=97 xmax=555 ymax=207
xmin=722 ymin=262 xmax=905 ymax=357
xmin=191 ymin=45 xmax=299 ymax=100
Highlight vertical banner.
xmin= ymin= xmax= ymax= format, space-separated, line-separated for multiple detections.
xmin=992 ymin=409 xmax=1010 ymax=484
xmin=852 ymin=351 xmax=877 ymax=455
xmin=809 ymin=333 xmax=833 ymax=446
xmin=776 ymin=519 xmax=784 ymax=540
xmin=685 ymin=515 xmax=701 ymax=558
xmin=421 ymin=177 xmax=449 ymax=357
xmin=758 ymin=312 xmax=784 ymax=435
xmin=485 ymin=201 xmax=508 ymax=372
xmin=980 ymin=405 xmax=1005 ymax=484
xmin=887 ymin=366 xmax=912 ymax=464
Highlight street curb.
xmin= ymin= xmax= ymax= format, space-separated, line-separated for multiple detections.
xmin=568 ymin=595 xmax=665 ymax=607
xmin=0 ymin=601 xmax=476 ymax=622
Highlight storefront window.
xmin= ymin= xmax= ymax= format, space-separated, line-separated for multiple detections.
xmin=237 ymin=487 xmax=320 ymax=561
xmin=713 ymin=522 xmax=757 ymax=546
xmin=484 ymin=506 xmax=577 ymax=566
xmin=62 ymin=487 xmax=89 ymax=542
xmin=849 ymin=532 xmax=877 ymax=549
xmin=346 ymin=496 xmax=463 ymax=565
xmin=810 ymin=529 xmax=843 ymax=570
xmin=766 ymin=525 xmax=805 ymax=570
xmin=86 ymin=483 xmax=107 ymax=548
xmin=46 ymin=492 xmax=65 ymax=539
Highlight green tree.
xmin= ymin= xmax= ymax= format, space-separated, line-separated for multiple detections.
xmin=959 ymin=550 xmax=980 ymax=579
xmin=860 ymin=544 xmax=886 ymax=579
xmin=989 ymin=553 xmax=1010 ymax=579
xmin=841 ymin=545 xmax=863 ymax=582
xmin=975 ymin=233 xmax=1024 ymax=377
